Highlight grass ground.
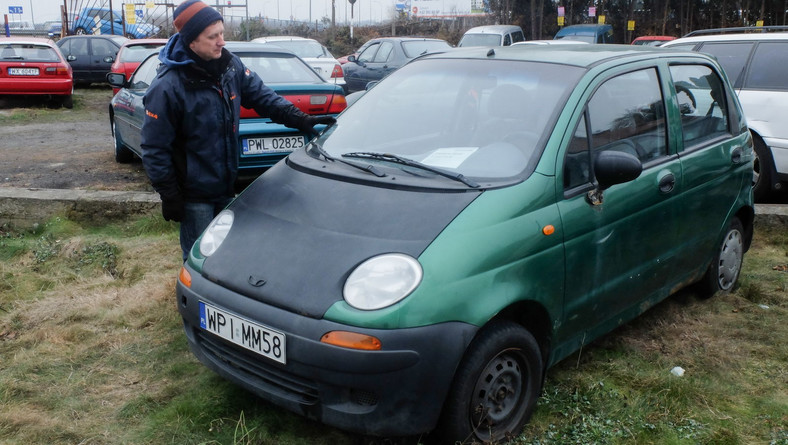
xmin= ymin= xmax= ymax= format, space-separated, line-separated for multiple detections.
xmin=0 ymin=215 xmax=785 ymax=445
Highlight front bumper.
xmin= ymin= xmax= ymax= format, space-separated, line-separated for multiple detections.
xmin=177 ymin=263 xmax=478 ymax=437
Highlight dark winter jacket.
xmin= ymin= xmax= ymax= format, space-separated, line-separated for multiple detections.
xmin=140 ymin=34 xmax=310 ymax=202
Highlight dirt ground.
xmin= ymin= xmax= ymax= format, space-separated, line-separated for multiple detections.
xmin=0 ymin=86 xmax=152 ymax=192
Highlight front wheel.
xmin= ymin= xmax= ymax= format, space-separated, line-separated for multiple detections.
xmin=437 ymin=320 xmax=543 ymax=444
xmin=74 ymin=27 xmax=87 ymax=35
xmin=112 ymin=119 xmax=135 ymax=163
xmin=698 ymin=217 xmax=744 ymax=297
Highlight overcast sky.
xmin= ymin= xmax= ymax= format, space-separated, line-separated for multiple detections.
xmin=2 ymin=0 xmax=400 ymax=25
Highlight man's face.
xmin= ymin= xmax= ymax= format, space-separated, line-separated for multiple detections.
xmin=189 ymin=20 xmax=225 ymax=61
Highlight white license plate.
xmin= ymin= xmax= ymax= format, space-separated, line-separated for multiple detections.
xmin=242 ymin=135 xmax=305 ymax=154
xmin=199 ymin=301 xmax=286 ymax=364
xmin=8 ymin=68 xmax=39 ymax=76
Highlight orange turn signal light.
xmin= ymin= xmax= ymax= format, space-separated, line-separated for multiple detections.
xmin=321 ymin=331 xmax=382 ymax=350
xmin=542 ymin=224 xmax=555 ymax=236
xmin=179 ymin=266 xmax=192 ymax=288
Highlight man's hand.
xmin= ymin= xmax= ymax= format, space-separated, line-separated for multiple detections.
xmin=161 ymin=197 xmax=184 ymax=222
xmin=299 ymin=115 xmax=337 ymax=137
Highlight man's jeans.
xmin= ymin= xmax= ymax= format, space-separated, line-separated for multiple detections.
xmin=180 ymin=198 xmax=232 ymax=262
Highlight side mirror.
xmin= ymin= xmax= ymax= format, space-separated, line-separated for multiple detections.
xmin=594 ymin=150 xmax=642 ymax=190
xmin=106 ymin=72 xmax=127 ymax=88
xmin=347 ymin=54 xmax=357 ymax=63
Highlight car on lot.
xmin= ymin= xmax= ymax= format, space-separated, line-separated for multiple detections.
xmin=175 ymin=44 xmax=754 ymax=442
xmin=57 ymin=35 xmax=127 ymax=85
xmin=662 ymin=28 xmax=788 ymax=200
xmin=107 ymin=42 xmax=347 ymax=179
xmin=251 ymin=36 xmax=346 ymax=92
xmin=512 ymin=39 xmax=590 ymax=46
xmin=71 ymin=7 xmax=160 ymax=39
xmin=109 ymin=38 xmax=166 ymax=94
xmin=631 ymin=35 xmax=676 ymax=46
xmin=554 ymin=24 xmax=614 ymax=43
xmin=457 ymin=24 xmax=525 ymax=47
xmin=0 ymin=37 xmax=73 ymax=108
xmin=342 ymin=37 xmax=451 ymax=92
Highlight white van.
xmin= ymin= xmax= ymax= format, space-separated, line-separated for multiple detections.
xmin=458 ymin=25 xmax=525 ymax=47
xmin=663 ymin=29 xmax=788 ymax=200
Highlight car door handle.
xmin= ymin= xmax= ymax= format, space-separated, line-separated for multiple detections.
xmin=731 ymin=147 xmax=743 ymax=164
xmin=658 ymin=172 xmax=676 ymax=193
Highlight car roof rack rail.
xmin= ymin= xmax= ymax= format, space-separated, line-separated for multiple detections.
xmin=684 ymin=25 xmax=788 ymax=37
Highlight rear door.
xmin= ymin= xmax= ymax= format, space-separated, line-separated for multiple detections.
xmin=89 ymin=37 xmax=119 ymax=83
xmin=667 ymin=62 xmax=751 ymax=280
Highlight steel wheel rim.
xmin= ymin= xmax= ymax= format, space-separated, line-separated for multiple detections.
xmin=470 ymin=349 xmax=526 ymax=439
xmin=718 ymin=229 xmax=743 ymax=290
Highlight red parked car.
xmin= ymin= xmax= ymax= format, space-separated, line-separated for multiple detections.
xmin=110 ymin=39 xmax=167 ymax=94
xmin=631 ymin=35 xmax=676 ymax=46
xmin=0 ymin=37 xmax=74 ymax=108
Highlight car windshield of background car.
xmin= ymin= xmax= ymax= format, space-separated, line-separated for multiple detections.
xmin=401 ymin=40 xmax=451 ymax=58
xmin=318 ymin=58 xmax=584 ymax=181
xmin=238 ymin=53 xmax=322 ymax=84
xmin=459 ymin=34 xmax=502 ymax=47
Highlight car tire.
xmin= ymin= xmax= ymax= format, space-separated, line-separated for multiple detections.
xmin=112 ymin=120 xmax=135 ymax=163
xmin=698 ymin=217 xmax=744 ymax=297
xmin=74 ymin=27 xmax=87 ymax=35
xmin=62 ymin=95 xmax=73 ymax=109
xmin=752 ymin=135 xmax=774 ymax=202
xmin=437 ymin=320 xmax=543 ymax=444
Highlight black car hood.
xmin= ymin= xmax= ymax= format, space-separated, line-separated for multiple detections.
xmin=200 ymin=159 xmax=481 ymax=318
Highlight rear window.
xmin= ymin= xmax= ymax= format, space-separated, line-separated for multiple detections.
xmin=744 ymin=41 xmax=788 ymax=90
xmin=401 ymin=40 xmax=451 ymax=57
xmin=697 ymin=42 xmax=754 ymax=86
xmin=238 ymin=52 xmax=323 ymax=84
xmin=459 ymin=34 xmax=502 ymax=47
xmin=266 ymin=40 xmax=327 ymax=58
xmin=0 ymin=44 xmax=60 ymax=62
xmin=120 ymin=44 xmax=164 ymax=62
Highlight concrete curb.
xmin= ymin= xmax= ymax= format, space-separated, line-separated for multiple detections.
xmin=0 ymin=187 xmax=160 ymax=227
xmin=0 ymin=187 xmax=786 ymax=228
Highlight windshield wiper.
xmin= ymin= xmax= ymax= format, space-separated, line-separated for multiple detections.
xmin=342 ymin=152 xmax=480 ymax=188
xmin=308 ymin=142 xmax=387 ymax=177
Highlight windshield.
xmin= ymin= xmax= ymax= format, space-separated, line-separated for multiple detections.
xmin=315 ymin=58 xmax=584 ymax=183
xmin=401 ymin=40 xmax=451 ymax=57
xmin=458 ymin=34 xmax=503 ymax=47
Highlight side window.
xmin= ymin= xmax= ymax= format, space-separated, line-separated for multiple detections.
xmin=503 ymin=34 xmax=511 ymax=46
xmin=92 ymin=39 xmax=117 ymax=58
xmin=564 ymin=113 xmax=591 ymax=189
xmin=357 ymin=43 xmax=379 ymax=63
xmin=669 ymin=64 xmax=730 ymax=148
xmin=130 ymin=59 xmax=161 ymax=90
xmin=372 ymin=42 xmax=394 ymax=63
xmin=697 ymin=42 xmax=754 ymax=87
xmin=744 ymin=42 xmax=788 ymax=90
xmin=512 ymin=31 xmax=525 ymax=43
xmin=587 ymin=68 xmax=668 ymax=163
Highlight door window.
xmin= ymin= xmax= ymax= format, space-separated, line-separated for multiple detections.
xmin=669 ymin=64 xmax=729 ymax=148
xmin=744 ymin=42 xmax=788 ymax=90
xmin=563 ymin=68 xmax=667 ymax=191
xmin=357 ymin=43 xmax=380 ymax=63
xmin=697 ymin=42 xmax=754 ymax=87
xmin=92 ymin=39 xmax=117 ymax=58
xmin=372 ymin=42 xmax=394 ymax=63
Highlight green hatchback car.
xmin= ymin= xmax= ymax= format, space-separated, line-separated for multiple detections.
xmin=176 ymin=45 xmax=754 ymax=442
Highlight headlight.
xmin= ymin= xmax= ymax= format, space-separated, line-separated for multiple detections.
xmin=343 ymin=253 xmax=422 ymax=310
xmin=199 ymin=210 xmax=234 ymax=257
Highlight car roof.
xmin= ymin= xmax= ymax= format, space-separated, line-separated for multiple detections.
xmin=664 ymin=31 xmax=788 ymax=46
xmin=58 ymin=35 xmax=128 ymax=44
xmin=224 ymin=41 xmax=299 ymax=56
xmin=254 ymin=36 xmax=313 ymax=42
xmin=419 ymin=44 xmax=714 ymax=69
xmin=0 ymin=37 xmax=56 ymax=46
xmin=633 ymin=35 xmax=675 ymax=40
xmin=464 ymin=25 xmax=522 ymax=33
xmin=121 ymin=38 xmax=168 ymax=47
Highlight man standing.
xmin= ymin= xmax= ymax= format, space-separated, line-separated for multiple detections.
xmin=141 ymin=0 xmax=333 ymax=260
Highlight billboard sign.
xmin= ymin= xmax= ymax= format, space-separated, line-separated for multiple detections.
xmin=410 ymin=0 xmax=487 ymax=17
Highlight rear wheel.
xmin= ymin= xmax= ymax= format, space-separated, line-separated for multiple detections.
xmin=112 ymin=119 xmax=135 ymax=163
xmin=74 ymin=27 xmax=87 ymax=35
xmin=62 ymin=94 xmax=73 ymax=109
xmin=438 ymin=321 xmax=543 ymax=444
xmin=752 ymin=136 xmax=774 ymax=202
xmin=698 ymin=217 xmax=744 ymax=297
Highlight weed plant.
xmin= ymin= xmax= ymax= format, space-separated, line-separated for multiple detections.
xmin=0 ymin=215 xmax=785 ymax=444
